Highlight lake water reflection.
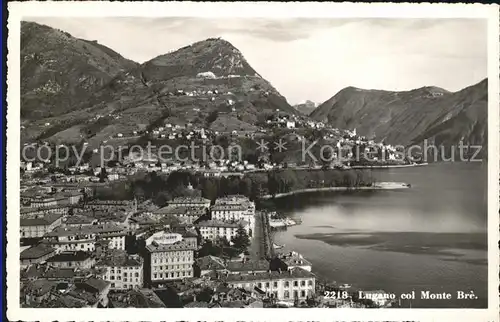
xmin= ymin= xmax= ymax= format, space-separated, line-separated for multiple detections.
xmin=266 ymin=162 xmax=488 ymax=308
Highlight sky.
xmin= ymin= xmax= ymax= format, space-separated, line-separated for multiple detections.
xmin=26 ymin=17 xmax=487 ymax=105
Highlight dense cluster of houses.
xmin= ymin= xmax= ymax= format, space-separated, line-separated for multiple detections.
xmin=18 ymin=180 xmax=323 ymax=308
xmin=18 ymin=118 xmax=401 ymax=308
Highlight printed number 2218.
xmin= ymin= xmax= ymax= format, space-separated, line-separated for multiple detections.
xmin=324 ymin=291 xmax=349 ymax=299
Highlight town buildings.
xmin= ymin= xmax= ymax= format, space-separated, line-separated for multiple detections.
xmin=168 ymin=196 xmax=211 ymax=209
xmin=152 ymin=205 xmax=206 ymax=224
xmin=95 ymin=251 xmax=144 ymax=291
xmin=46 ymin=251 xmax=95 ymax=269
xmin=211 ymin=195 xmax=256 ymax=235
xmin=20 ymin=244 xmax=57 ymax=268
xmin=226 ymin=259 xmax=270 ymax=275
xmin=195 ymin=219 xmax=248 ymax=243
xmin=225 ymin=268 xmax=315 ymax=302
xmin=276 ymin=251 xmax=312 ymax=272
xmin=22 ymin=191 xmax=83 ymax=208
xmin=20 ymin=205 xmax=70 ymax=218
xmin=145 ymin=230 xmax=196 ymax=285
xmin=43 ymin=223 xmax=127 ymax=252
xmin=18 ymin=143 xmax=325 ymax=308
xmin=20 ymin=214 xmax=63 ymax=238
xmin=195 ymin=255 xmax=227 ymax=276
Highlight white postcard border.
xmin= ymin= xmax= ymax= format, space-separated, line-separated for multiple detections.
xmin=6 ymin=2 xmax=500 ymax=321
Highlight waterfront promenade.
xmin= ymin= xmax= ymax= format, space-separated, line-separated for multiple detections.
xmin=250 ymin=211 xmax=274 ymax=260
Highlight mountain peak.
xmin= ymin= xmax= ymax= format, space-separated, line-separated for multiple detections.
xmin=413 ymin=85 xmax=449 ymax=94
xmin=142 ymin=37 xmax=258 ymax=81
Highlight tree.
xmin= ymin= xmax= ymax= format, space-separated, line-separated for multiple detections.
xmin=198 ymin=240 xmax=221 ymax=257
xmin=134 ymin=186 xmax=146 ymax=202
xmin=231 ymin=225 xmax=251 ymax=253
xmin=154 ymin=191 xmax=171 ymax=207
xmin=276 ymin=169 xmax=298 ymax=193
xmin=227 ymin=177 xmax=240 ymax=194
xmin=201 ymin=179 xmax=218 ymax=202
xmin=342 ymin=170 xmax=357 ymax=187
xmin=207 ymin=110 xmax=219 ymax=125
xmin=239 ymin=177 xmax=252 ymax=197
xmin=222 ymin=246 xmax=240 ymax=260
xmin=250 ymin=180 xmax=262 ymax=201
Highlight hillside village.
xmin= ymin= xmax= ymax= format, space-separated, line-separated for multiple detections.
xmin=19 ymin=114 xmax=404 ymax=308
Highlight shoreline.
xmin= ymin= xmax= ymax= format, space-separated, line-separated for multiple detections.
xmin=259 ymin=182 xmax=410 ymax=200
xmin=350 ymin=163 xmax=429 ymax=169
xmin=245 ymin=162 xmax=429 ymax=173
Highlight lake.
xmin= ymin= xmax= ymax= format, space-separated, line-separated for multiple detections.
xmin=267 ymin=162 xmax=488 ymax=308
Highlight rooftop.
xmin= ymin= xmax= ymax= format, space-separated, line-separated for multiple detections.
xmin=46 ymin=251 xmax=92 ymax=263
xmin=86 ymin=200 xmax=132 ymax=206
xmin=146 ymin=240 xmax=196 ymax=253
xmin=21 ymin=214 xmax=62 ymax=227
xmin=215 ymin=195 xmax=251 ymax=203
xmin=109 ymin=289 xmax=166 ymax=308
xmin=169 ymin=196 xmax=210 ymax=204
xmin=20 ymin=244 xmax=56 ymax=260
xmin=225 ymin=267 xmax=315 ymax=282
xmin=20 ymin=205 xmax=70 ymax=214
xmin=195 ymin=219 xmax=245 ymax=228
xmin=210 ymin=204 xmax=248 ymax=212
xmin=278 ymin=252 xmax=312 ymax=267
xmin=96 ymin=251 xmax=143 ymax=267
xmin=77 ymin=277 xmax=110 ymax=293
xmin=22 ymin=279 xmax=57 ymax=297
xmin=226 ymin=259 xmax=269 ymax=272
xmin=196 ymin=255 xmax=226 ymax=271
xmin=153 ymin=205 xmax=206 ymax=216
xmin=45 ymin=223 xmax=126 ymax=237
xmin=21 ymin=264 xmax=96 ymax=280
xmin=185 ymin=301 xmax=209 ymax=308
xmin=65 ymin=215 xmax=97 ymax=225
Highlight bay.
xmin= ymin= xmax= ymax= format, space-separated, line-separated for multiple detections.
xmin=267 ymin=162 xmax=488 ymax=308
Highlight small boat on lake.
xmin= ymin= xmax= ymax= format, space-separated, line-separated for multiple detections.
xmin=269 ymin=218 xmax=297 ymax=228
xmin=273 ymin=243 xmax=285 ymax=249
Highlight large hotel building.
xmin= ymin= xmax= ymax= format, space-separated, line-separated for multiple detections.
xmin=144 ymin=231 xmax=196 ymax=286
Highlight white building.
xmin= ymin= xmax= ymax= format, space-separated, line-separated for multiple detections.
xmin=43 ymin=223 xmax=127 ymax=252
xmin=146 ymin=231 xmax=196 ymax=283
xmin=96 ymin=251 xmax=144 ymax=291
xmin=225 ymin=268 xmax=315 ymax=302
xmin=20 ymin=214 xmax=62 ymax=238
xmin=196 ymin=71 xmax=217 ymax=79
xmin=152 ymin=205 xmax=206 ymax=224
xmin=211 ymin=195 xmax=255 ymax=235
xmin=195 ymin=219 xmax=248 ymax=243
xmin=168 ymin=196 xmax=211 ymax=209
xmin=145 ymin=231 xmax=184 ymax=246
xmin=277 ymin=251 xmax=312 ymax=272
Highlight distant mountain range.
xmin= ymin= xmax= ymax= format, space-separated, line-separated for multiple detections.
xmin=311 ymin=80 xmax=488 ymax=154
xmin=293 ymin=100 xmax=317 ymax=115
xmin=21 ymin=21 xmax=489 ymax=157
xmin=21 ymin=21 xmax=297 ymax=144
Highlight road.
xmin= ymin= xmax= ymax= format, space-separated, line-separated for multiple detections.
xmin=250 ymin=211 xmax=274 ymax=260
xmin=250 ymin=211 xmax=266 ymax=260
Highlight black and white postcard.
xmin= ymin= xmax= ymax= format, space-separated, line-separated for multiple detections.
xmin=6 ymin=2 xmax=500 ymax=321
